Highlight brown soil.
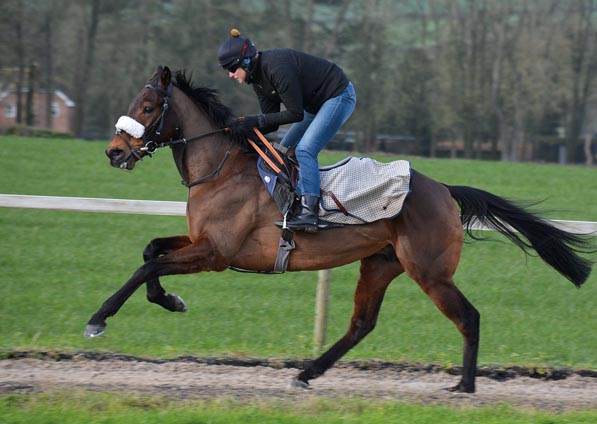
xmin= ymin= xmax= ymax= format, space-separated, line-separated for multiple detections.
xmin=1 ymin=353 xmax=596 ymax=411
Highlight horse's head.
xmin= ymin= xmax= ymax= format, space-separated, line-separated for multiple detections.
xmin=106 ymin=66 xmax=180 ymax=170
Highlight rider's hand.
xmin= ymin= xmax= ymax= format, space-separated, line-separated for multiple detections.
xmin=226 ymin=115 xmax=265 ymax=138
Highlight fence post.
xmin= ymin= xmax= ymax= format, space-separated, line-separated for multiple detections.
xmin=313 ymin=269 xmax=332 ymax=355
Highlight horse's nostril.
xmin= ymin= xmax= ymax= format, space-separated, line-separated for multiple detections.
xmin=106 ymin=148 xmax=124 ymax=160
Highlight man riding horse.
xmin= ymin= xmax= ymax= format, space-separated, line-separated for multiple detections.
xmin=218 ymin=29 xmax=357 ymax=233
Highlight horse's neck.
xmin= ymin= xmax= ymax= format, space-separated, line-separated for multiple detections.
xmin=171 ymin=87 xmax=214 ymax=137
xmin=170 ymin=87 xmax=245 ymax=185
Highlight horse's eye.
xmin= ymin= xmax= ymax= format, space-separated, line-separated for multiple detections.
xmin=144 ymin=106 xmax=154 ymax=114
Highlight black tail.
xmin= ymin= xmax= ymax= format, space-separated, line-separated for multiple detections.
xmin=445 ymin=185 xmax=594 ymax=287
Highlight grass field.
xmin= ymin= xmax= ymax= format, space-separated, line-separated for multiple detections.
xmin=2 ymin=392 xmax=596 ymax=424
xmin=1 ymin=136 xmax=596 ymax=421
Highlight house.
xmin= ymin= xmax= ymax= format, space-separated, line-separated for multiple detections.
xmin=0 ymin=65 xmax=76 ymax=134
xmin=0 ymin=88 xmax=76 ymax=134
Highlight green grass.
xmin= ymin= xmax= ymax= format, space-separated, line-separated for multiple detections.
xmin=1 ymin=392 xmax=596 ymax=423
xmin=1 ymin=136 xmax=596 ymax=421
xmin=1 ymin=208 xmax=594 ymax=366
xmin=1 ymin=136 xmax=596 ymax=221
xmin=0 ymin=136 xmax=596 ymax=368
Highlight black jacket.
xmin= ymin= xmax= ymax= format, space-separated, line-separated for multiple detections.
xmin=250 ymin=48 xmax=349 ymax=133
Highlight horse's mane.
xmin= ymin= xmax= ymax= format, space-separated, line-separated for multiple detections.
xmin=173 ymin=70 xmax=248 ymax=148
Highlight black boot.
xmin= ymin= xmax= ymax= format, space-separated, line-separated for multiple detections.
xmin=276 ymin=195 xmax=319 ymax=233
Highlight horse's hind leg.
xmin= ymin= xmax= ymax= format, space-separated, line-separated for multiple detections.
xmin=143 ymin=235 xmax=192 ymax=312
xmin=416 ymin=277 xmax=480 ymax=393
xmin=399 ymin=229 xmax=480 ymax=392
xmin=293 ymin=246 xmax=403 ymax=388
xmin=397 ymin=171 xmax=479 ymax=392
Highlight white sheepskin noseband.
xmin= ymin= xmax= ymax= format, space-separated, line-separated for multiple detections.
xmin=115 ymin=116 xmax=145 ymax=139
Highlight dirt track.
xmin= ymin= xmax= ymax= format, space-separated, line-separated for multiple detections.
xmin=1 ymin=353 xmax=596 ymax=411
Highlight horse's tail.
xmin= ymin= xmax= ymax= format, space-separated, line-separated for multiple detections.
xmin=444 ymin=184 xmax=594 ymax=287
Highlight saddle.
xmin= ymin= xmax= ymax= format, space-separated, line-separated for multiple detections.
xmin=255 ymin=143 xmax=300 ymax=218
xmin=257 ymin=145 xmax=411 ymax=226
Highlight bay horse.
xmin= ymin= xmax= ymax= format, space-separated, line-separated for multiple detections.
xmin=86 ymin=66 xmax=593 ymax=393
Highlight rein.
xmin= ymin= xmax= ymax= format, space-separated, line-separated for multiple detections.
xmin=117 ymin=80 xmax=233 ymax=187
xmin=143 ymin=125 xmax=234 ymax=188
xmin=117 ymin=79 xmax=286 ymax=188
xmin=171 ymin=132 xmax=234 ymax=188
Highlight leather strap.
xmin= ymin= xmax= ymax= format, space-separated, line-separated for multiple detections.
xmin=321 ymin=189 xmax=349 ymax=216
xmin=273 ymin=229 xmax=296 ymax=273
xmin=245 ymin=128 xmax=287 ymax=174
xmin=246 ymin=137 xmax=282 ymax=174
xmin=251 ymin=128 xmax=285 ymax=166
xmin=227 ymin=229 xmax=295 ymax=274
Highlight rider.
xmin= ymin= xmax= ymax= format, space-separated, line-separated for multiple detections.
xmin=217 ymin=29 xmax=356 ymax=233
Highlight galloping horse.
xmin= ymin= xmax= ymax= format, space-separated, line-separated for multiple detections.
xmin=86 ymin=66 xmax=592 ymax=393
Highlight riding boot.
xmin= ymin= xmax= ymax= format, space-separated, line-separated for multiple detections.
xmin=276 ymin=195 xmax=319 ymax=233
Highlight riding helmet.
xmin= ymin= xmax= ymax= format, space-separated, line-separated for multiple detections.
xmin=217 ymin=29 xmax=257 ymax=71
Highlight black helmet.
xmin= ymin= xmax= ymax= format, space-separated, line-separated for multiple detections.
xmin=217 ymin=29 xmax=257 ymax=71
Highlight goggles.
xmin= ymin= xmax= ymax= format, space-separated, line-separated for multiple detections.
xmin=223 ymin=58 xmax=241 ymax=73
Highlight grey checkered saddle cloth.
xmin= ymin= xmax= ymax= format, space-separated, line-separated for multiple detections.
xmin=318 ymin=157 xmax=411 ymax=224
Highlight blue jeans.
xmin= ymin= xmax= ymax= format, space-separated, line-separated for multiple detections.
xmin=280 ymin=82 xmax=356 ymax=197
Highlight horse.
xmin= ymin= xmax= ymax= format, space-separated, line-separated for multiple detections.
xmin=86 ymin=65 xmax=593 ymax=393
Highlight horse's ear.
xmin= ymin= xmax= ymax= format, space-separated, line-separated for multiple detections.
xmin=160 ymin=66 xmax=172 ymax=88
xmin=148 ymin=65 xmax=163 ymax=84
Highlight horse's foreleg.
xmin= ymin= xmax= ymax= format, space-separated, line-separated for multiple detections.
xmin=85 ymin=264 xmax=152 ymax=338
xmin=417 ymin=278 xmax=480 ymax=393
xmin=293 ymin=247 xmax=403 ymax=388
xmin=143 ymin=235 xmax=192 ymax=312
xmin=85 ymin=239 xmax=226 ymax=338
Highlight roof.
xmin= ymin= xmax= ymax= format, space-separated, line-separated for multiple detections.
xmin=0 ymin=89 xmax=75 ymax=107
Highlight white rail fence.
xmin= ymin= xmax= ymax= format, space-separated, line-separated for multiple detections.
xmin=2 ymin=194 xmax=596 ymax=352
xmin=0 ymin=194 xmax=187 ymax=216
xmin=2 ymin=194 xmax=596 ymax=233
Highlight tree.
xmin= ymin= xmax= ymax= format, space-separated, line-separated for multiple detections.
xmin=72 ymin=0 xmax=101 ymax=137
xmin=323 ymin=0 xmax=352 ymax=58
xmin=564 ymin=0 xmax=597 ymax=163
xmin=444 ymin=0 xmax=496 ymax=159
xmin=41 ymin=3 xmax=55 ymax=129
xmin=348 ymin=0 xmax=388 ymax=152
xmin=0 ymin=0 xmax=594 ymax=165
xmin=11 ymin=0 xmax=25 ymax=125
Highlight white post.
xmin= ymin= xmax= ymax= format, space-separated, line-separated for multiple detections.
xmin=313 ymin=269 xmax=332 ymax=355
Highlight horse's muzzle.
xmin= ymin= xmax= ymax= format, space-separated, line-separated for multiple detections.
xmin=105 ymin=148 xmax=127 ymax=169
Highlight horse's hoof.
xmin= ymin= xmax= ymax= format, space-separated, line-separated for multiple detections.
xmin=84 ymin=323 xmax=106 ymax=338
xmin=169 ymin=293 xmax=187 ymax=312
xmin=445 ymin=383 xmax=475 ymax=393
xmin=289 ymin=378 xmax=311 ymax=390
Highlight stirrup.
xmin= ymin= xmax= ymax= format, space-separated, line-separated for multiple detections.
xmin=283 ymin=217 xmax=318 ymax=233
xmin=275 ymin=211 xmax=290 ymax=229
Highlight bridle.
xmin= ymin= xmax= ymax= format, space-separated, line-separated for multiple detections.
xmin=114 ymin=79 xmax=232 ymax=187
xmin=114 ymin=81 xmax=174 ymax=166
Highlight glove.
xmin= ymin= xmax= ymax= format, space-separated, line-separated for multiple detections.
xmin=227 ymin=114 xmax=265 ymax=138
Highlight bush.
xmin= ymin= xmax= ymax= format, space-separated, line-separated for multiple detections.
xmin=0 ymin=125 xmax=74 ymax=139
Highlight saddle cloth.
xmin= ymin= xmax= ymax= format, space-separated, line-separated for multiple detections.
xmin=318 ymin=157 xmax=411 ymax=224
xmin=257 ymin=155 xmax=411 ymax=226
